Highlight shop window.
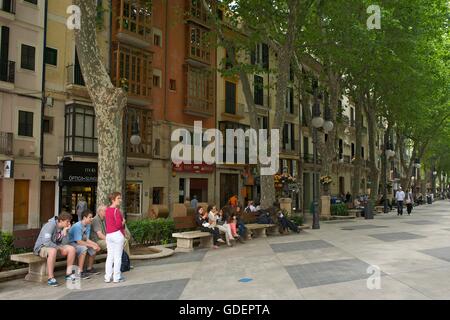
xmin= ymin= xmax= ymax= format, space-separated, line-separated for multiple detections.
xmin=152 ymin=187 xmax=163 ymax=205
xmin=126 ymin=182 xmax=142 ymax=214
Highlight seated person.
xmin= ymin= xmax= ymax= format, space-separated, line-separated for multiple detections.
xmin=195 ymin=206 xmax=223 ymax=248
xmin=90 ymin=205 xmax=131 ymax=256
xmin=68 ymin=210 xmax=101 ymax=278
xmin=33 ymin=212 xmax=77 ymax=287
xmin=277 ymin=210 xmax=300 ymax=234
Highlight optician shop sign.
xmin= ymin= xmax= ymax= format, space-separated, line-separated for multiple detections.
xmin=60 ymin=161 xmax=97 ymax=184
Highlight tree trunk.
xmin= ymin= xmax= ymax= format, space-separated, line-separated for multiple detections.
xmin=352 ymin=95 xmax=363 ymax=198
xmin=364 ymin=93 xmax=379 ymax=204
xmin=74 ymin=0 xmax=127 ymax=207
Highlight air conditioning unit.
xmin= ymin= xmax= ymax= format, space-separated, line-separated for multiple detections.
xmin=46 ymin=97 xmax=54 ymax=107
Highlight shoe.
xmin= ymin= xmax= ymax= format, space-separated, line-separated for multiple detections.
xmin=217 ymin=238 xmax=225 ymax=243
xmin=64 ymin=274 xmax=77 ymax=281
xmin=79 ymin=272 xmax=91 ymax=280
xmin=104 ymin=278 xmax=111 ymax=283
xmin=85 ymin=268 xmax=100 ymax=275
xmin=113 ymin=276 xmax=125 ymax=283
xmin=212 ymin=245 xmax=219 ymax=249
xmin=130 ymin=265 xmax=134 ymax=269
xmin=47 ymin=278 xmax=59 ymax=287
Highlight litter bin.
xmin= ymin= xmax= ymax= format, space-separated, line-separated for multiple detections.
xmin=427 ymin=195 xmax=432 ymax=204
xmin=364 ymin=201 xmax=374 ymax=219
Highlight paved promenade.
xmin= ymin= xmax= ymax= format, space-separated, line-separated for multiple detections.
xmin=1 ymin=200 xmax=450 ymax=300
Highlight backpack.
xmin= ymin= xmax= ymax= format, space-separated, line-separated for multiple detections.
xmin=121 ymin=250 xmax=131 ymax=273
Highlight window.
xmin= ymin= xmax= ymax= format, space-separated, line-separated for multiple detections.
xmin=153 ymin=34 xmax=161 ymax=46
xmin=43 ymin=116 xmax=53 ymax=134
xmin=361 ymin=147 xmax=365 ymax=159
xmin=225 ymin=81 xmax=236 ymax=114
xmin=18 ymin=111 xmax=33 ymax=137
xmin=351 ymin=143 xmax=355 ymax=159
xmin=21 ymin=44 xmax=36 ymax=71
xmin=153 ymin=75 xmax=160 ymax=87
xmin=339 ymin=139 xmax=343 ymax=158
xmin=188 ymin=25 xmax=210 ymax=63
xmin=152 ymin=187 xmax=164 ymax=205
xmin=170 ymin=79 xmax=176 ymax=91
xmin=254 ymin=75 xmax=264 ymax=106
xmin=186 ymin=65 xmax=213 ymax=114
xmin=24 ymin=0 xmax=38 ymax=4
xmin=303 ymin=137 xmax=309 ymax=156
xmin=111 ymin=43 xmax=152 ymax=97
xmin=45 ymin=47 xmax=57 ymax=66
xmin=286 ymin=87 xmax=294 ymax=113
xmin=350 ymin=107 xmax=355 ymax=126
xmin=251 ymin=43 xmax=269 ymax=70
xmin=126 ymin=183 xmax=142 ymax=215
xmin=117 ymin=0 xmax=152 ymax=40
xmin=257 ymin=116 xmax=268 ymax=130
xmin=64 ymin=104 xmax=97 ymax=154
xmin=283 ymin=123 xmax=295 ymax=151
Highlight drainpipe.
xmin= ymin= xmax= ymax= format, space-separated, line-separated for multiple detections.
xmin=164 ymin=0 xmax=172 ymax=214
xmin=40 ymin=0 xmax=48 ymax=170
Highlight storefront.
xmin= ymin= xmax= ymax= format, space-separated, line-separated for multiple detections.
xmin=58 ymin=160 xmax=97 ymax=215
xmin=172 ymin=162 xmax=215 ymax=204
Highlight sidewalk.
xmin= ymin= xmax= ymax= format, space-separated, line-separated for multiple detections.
xmin=1 ymin=200 xmax=450 ymax=300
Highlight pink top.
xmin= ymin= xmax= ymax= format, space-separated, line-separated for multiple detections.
xmin=105 ymin=207 xmax=125 ymax=236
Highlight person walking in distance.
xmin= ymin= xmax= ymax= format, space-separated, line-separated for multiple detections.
xmin=406 ymin=188 xmax=414 ymax=215
xmin=104 ymin=192 xmax=126 ymax=283
xmin=395 ymin=187 xmax=406 ymax=216
xmin=76 ymin=196 xmax=88 ymax=222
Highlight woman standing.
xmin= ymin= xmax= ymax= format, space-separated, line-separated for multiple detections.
xmin=104 ymin=192 xmax=126 ymax=283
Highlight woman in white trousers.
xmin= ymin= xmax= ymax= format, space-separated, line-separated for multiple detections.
xmin=104 ymin=192 xmax=126 ymax=283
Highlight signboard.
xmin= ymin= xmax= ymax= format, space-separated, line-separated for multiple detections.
xmin=172 ymin=162 xmax=215 ymax=174
xmin=60 ymin=161 xmax=98 ymax=184
xmin=4 ymin=160 xmax=13 ymax=178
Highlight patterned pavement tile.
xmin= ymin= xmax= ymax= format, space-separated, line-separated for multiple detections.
xmin=270 ymin=240 xmax=334 ymax=253
xmin=369 ymin=232 xmax=426 ymax=242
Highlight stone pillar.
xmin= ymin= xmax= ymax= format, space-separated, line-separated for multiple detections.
xmin=279 ymin=198 xmax=292 ymax=215
xmin=320 ymin=196 xmax=331 ymax=217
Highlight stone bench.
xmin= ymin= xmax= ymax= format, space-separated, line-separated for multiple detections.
xmin=10 ymin=252 xmax=107 ymax=283
xmin=172 ymin=231 xmax=213 ymax=253
xmin=245 ymin=223 xmax=277 ymax=240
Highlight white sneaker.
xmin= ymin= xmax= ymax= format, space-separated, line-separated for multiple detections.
xmin=104 ymin=278 xmax=111 ymax=283
xmin=217 ymin=239 xmax=225 ymax=243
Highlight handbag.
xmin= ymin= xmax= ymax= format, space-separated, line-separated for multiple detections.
xmin=120 ymin=250 xmax=131 ymax=272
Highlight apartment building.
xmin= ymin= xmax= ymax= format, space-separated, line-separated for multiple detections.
xmin=0 ymin=0 xmax=45 ymax=232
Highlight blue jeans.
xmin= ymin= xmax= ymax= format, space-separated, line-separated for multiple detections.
xmin=397 ymin=201 xmax=404 ymax=215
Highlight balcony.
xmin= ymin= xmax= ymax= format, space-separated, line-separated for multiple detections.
xmin=114 ymin=0 xmax=152 ymax=49
xmin=285 ymin=105 xmax=300 ymax=121
xmin=186 ymin=24 xmax=211 ymax=66
xmin=186 ymin=0 xmax=210 ymax=29
xmin=0 ymin=60 xmax=15 ymax=87
xmin=281 ymin=140 xmax=299 ymax=155
xmin=185 ymin=97 xmax=214 ymax=118
xmin=111 ymin=43 xmax=152 ymax=106
xmin=66 ymin=64 xmax=89 ymax=98
xmin=221 ymin=100 xmax=245 ymax=119
xmin=0 ymin=0 xmax=15 ymax=20
xmin=302 ymin=154 xmax=322 ymax=165
xmin=0 ymin=132 xmax=13 ymax=156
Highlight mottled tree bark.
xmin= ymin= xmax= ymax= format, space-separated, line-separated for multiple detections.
xmin=74 ymin=0 xmax=127 ymax=207
xmin=364 ymin=93 xmax=379 ymax=204
xmin=352 ymin=95 xmax=363 ymax=198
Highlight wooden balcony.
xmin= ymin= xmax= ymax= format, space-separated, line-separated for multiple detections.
xmin=186 ymin=24 xmax=211 ymax=66
xmin=111 ymin=42 xmax=152 ymax=106
xmin=184 ymin=64 xmax=214 ymax=117
xmin=281 ymin=140 xmax=299 ymax=155
xmin=113 ymin=0 xmax=152 ymax=49
xmin=185 ymin=0 xmax=211 ymax=29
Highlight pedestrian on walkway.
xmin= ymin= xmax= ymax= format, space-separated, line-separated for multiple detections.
xmin=395 ymin=187 xmax=406 ymax=216
xmin=76 ymin=197 xmax=88 ymax=222
xmin=104 ymin=192 xmax=126 ymax=283
xmin=190 ymin=195 xmax=198 ymax=209
xmin=406 ymin=188 xmax=414 ymax=215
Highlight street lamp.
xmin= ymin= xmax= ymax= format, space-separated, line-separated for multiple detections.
xmin=311 ymin=101 xmax=333 ymax=230
xmin=123 ymin=108 xmax=141 ymax=219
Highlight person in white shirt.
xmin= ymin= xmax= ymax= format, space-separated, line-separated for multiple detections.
xmin=245 ymin=201 xmax=257 ymax=213
xmin=395 ymin=187 xmax=406 ymax=216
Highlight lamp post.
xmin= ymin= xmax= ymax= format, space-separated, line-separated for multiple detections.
xmin=414 ymin=159 xmax=421 ymax=201
xmin=123 ymin=108 xmax=142 ymax=219
xmin=311 ymin=100 xmax=333 ymax=230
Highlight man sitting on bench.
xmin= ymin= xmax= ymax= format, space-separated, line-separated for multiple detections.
xmin=33 ymin=212 xmax=76 ymax=287
xmin=91 ymin=205 xmax=132 ymax=258
xmin=68 ymin=210 xmax=101 ymax=279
